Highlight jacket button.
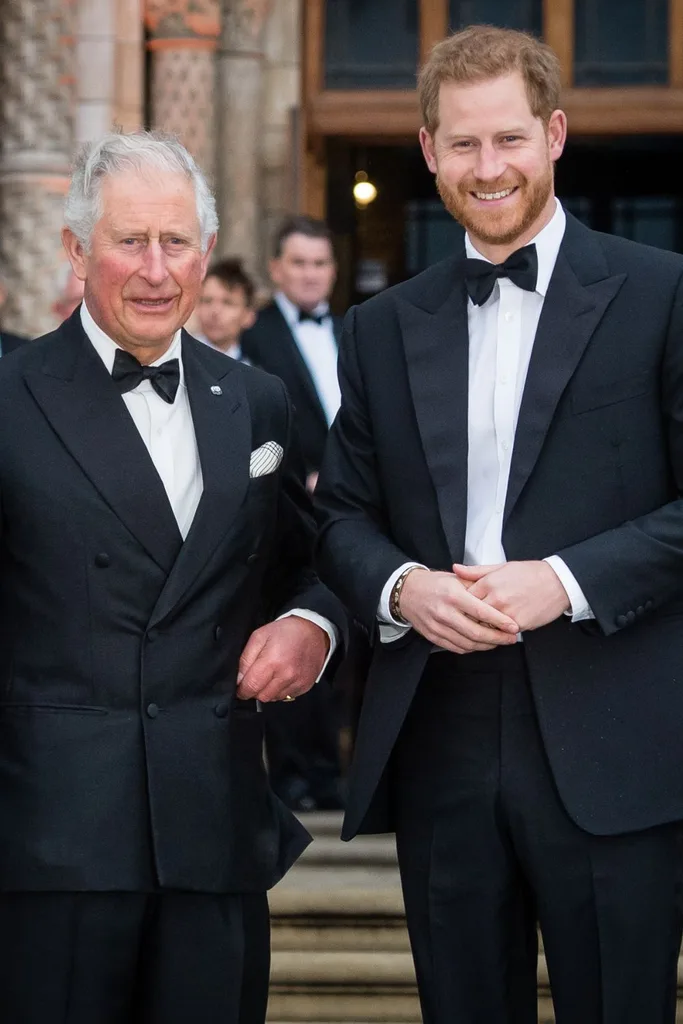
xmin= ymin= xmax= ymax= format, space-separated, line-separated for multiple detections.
xmin=645 ymin=599 xmax=654 ymax=610
xmin=214 ymin=701 xmax=230 ymax=718
xmin=146 ymin=703 xmax=159 ymax=719
xmin=246 ymin=553 xmax=259 ymax=565
xmin=626 ymin=610 xmax=636 ymax=623
xmin=636 ymin=605 xmax=645 ymax=616
xmin=94 ymin=552 xmax=110 ymax=568
xmin=616 ymin=614 xmax=628 ymax=628
xmin=214 ymin=625 xmax=223 ymax=641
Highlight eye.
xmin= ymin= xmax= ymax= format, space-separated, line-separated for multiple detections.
xmin=453 ymin=140 xmax=473 ymax=149
xmin=502 ymin=135 xmax=521 ymax=143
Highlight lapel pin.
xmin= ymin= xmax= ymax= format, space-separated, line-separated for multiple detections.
xmin=210 ymin=385 xmax=222 ymax=396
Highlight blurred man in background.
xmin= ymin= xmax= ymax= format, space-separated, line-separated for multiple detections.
xmin=195 ymin=258 xmax=256 ymax=361
xmin=242 ymin=215 xmax=341 ymax=490
xmin=52 ymin=263 xmax=85 ymax=324
xmin=242 ymin=215 xmax=344 ymax=811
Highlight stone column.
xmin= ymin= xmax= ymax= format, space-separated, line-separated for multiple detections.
xmin=261 ymin=0 xmax=301 ymax=277
xmin=145 ymin=0 xmax=220 ymax=178
xmin=217 ymin=0 xmax=272 ymax=271
xmin=76 ymin=0 xmax=116 ymax=145
xmin=0 ymin=0 xmax=75 ymax=337
xmin=115 ymin=0 xmax=144 ymax=132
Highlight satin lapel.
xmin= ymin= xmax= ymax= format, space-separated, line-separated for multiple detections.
xmin=148 ymin=336 xmax=251 ymax=628
xmin=504 ymin=250 xmax=626 ymax=523
xmin=396 ymin=275 xmax=470 ymax=561
xmin=24 ymin=320 xmax=182 ymax=573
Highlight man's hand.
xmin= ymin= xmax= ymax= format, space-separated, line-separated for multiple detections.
xmin=236 ymin=616 xmax=330 ymax=702
xmin=398 ymin=568 xmax=519 ymax=654
xmin=452 ymin=561 xmax=570 ymax=633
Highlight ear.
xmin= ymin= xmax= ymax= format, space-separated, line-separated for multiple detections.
xmin=269 ymin=256 xmax=282 ymax=288
xmin=200 ymin=234 xmax=217 ymax=279
xmin=419 ymin=126 xmax=438 ymax=174
xmin=61 ymin=228 xmax=88 ymax=281
xmin=241 ymin=308 xmax=257 ymax=331
xmin=547 ymin=109 xmax=567 ymax=163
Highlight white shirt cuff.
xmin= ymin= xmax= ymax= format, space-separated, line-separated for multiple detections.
xmin=544 ymin=556 xmax=595 ymax=622
xmin=279 ymin=609 xmax=338 ymax=681
xmin=377 ymin=562 xmax=427 ymax=644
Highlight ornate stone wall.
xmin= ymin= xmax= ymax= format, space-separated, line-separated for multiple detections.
xmin=0 ymin=0 xmax=75 ymax=337
xmin=146 ymin=0 xmax=220 ymax=178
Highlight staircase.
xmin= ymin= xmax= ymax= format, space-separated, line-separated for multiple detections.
xmin=268 ymin=813 xmax=683 ymax=1024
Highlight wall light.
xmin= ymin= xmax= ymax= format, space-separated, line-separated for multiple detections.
xmin=353 ymin=170 xmax=378 ymax=208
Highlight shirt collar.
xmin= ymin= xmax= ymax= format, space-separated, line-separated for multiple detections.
xmin=274 ymin=290 xmax=330 ymax=327
xmin=464 ymin=197 xmax=566 ymax=299
xmin=80 ymin=301 xmax=185 ymax=386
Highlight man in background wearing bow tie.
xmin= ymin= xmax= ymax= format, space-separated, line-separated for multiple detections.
xmin=0 ymin=130 xmax=346 ymax=1024
xmin=242 ymin=215 xmax=345 ymax=814
xmin=315 ymin=25 xmax=683 ymax=1024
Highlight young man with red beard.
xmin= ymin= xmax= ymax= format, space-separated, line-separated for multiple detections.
xmin=315 ymin=25 xmax=683 ymax=1024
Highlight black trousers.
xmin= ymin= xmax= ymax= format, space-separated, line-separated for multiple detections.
xmin=391 ymin=646 xmax=683 ymax=1024
xmin=0 ymin=890 xmax=269 ymax=1024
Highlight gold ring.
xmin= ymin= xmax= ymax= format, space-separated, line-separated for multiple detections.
xmin=282 ymin=694 xmax=295 ymax=702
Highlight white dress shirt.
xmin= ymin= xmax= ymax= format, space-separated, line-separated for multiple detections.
xmin=81 ymin=302 xmax=337 ymax=670
xmin=275 ymin=291 xmax=341 ymax=426
xmin=379 ymin=200 xmax=593 ymax=641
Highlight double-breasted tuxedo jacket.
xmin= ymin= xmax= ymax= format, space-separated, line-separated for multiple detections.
xmin=242 ymin=302 xmax=342 ymax=474
xmin=315 ymin=212 xmax=683 ymax=842
xmin=0 ymin=311 xmax=345 ymax=893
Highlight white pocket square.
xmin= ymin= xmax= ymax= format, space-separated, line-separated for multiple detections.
xmin=249 ymin=441 xmax=284 ymax=478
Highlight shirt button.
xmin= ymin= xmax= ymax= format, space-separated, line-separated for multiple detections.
xmin=501 ymin=441 xmax=510 ymax=452
xmin=496 ymin=504 xmax=504 ymax=515
xmin=146 ymin=703 xmax=159 ymax=719
xmin=499 ymin=375 xmax=508 ymax=385
xmin=504 ymin=311 xmax=514 ymax=322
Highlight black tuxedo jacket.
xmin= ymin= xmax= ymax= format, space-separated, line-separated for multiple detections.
xmin=241 ymin=301 xmax=342 ymax=474
xmin=0 ymin=311 xmax=346 ymax=892
xmin=1 ymin=331 xmax=28 ymax=355
xmin=316 ymin=212 xmax=683 ymax=841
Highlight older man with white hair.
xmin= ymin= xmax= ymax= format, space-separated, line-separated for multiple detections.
xmin=0 ymin=130 xmax=346 ymax=1024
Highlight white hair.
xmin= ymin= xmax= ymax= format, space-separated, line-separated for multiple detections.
xmin=64 ymin=130 xmax=219 ymax=253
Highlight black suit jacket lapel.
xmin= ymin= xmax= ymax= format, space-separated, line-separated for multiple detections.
xmin=148 ymin=335 xmax=251 ymax=628
xmin=270 ymin=304 xmax=328 ymax=430
xmin=396 ymin=255 xmax=469 ymax=561
xmin=504 ymin=214 xmax=627 ymax=524
xmin=24 ymin=313 xmax=182 ymax=573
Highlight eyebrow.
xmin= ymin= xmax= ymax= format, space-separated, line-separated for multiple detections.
xmin=442 ymin=126 xmax=529 ymax=142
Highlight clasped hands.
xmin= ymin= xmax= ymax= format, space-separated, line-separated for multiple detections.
xmin=399 ymin=560 xmax=571 ymax=655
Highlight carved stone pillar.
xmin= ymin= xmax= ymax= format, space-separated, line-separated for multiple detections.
xmin=217 ymin=0 xmax=272 ymax=271
xmin=76 ymin=0 xmax=116 ymax=144
xmin=0 ymin=0 xmax=75 ymax=338
xmin=145 ymin=1 xmax=220 ymax=178
xmin=115 ymin=0 xmax=144 ymax=132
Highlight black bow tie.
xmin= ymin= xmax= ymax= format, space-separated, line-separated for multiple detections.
xmin=464 ymin=243 xmax=538 ymax=306
xmin=111 ymin=348 xmax=180 ymax=404
xmin=298 ymin=309 xmax=326 ymax=326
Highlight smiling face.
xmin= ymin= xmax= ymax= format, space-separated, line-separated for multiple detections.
xmin=419 ymin=72 xmax=566 ymax=260
xmin=62 ymin=169 xmax=215 ymax=362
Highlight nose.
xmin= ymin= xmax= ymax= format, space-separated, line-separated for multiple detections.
xmin=473 ymin=141 xmax=505 ymax=183
xmin=139 ymin=241 xmax=169 ymax=286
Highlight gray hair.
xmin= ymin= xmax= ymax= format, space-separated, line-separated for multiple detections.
xmin=64 ymin=130 xmax=219 ymax=253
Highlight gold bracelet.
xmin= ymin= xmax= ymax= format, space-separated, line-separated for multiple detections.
xmin=390 ymin=566 xmax=422 ymax=624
